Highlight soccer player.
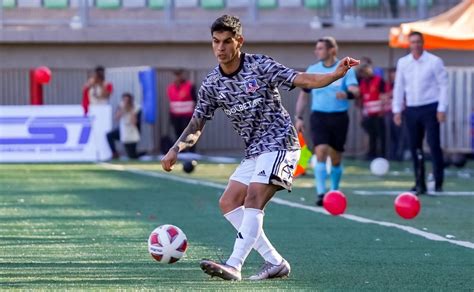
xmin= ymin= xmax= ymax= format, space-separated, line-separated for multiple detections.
xmin=294 ymin=37 xmax=359 ymax=206
xmin=161 ymin=15 xmax=359 ymax=281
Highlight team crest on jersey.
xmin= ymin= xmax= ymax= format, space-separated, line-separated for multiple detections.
xmin=247 ymin=62 xmax=259 ymax=70
xmin=245 ymin=79 xmax=260 ymax=93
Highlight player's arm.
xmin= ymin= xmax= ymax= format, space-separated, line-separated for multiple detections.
xmin=293 ymin=57 xmax=360 ymax=89
xmin=161 ymin=116 xmax=206 ymax=172
xmin=294 ymin=90 xmax=309 ymax=132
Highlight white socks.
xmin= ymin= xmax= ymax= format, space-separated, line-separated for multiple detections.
xmin=224 ymin=206 xmax=283 ymax=269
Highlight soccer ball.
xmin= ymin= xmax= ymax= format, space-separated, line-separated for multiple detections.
xmin=370 ymin=157 xmax=389 ymax=176
xmin=148 ymin=224 xmax=188 ymax=264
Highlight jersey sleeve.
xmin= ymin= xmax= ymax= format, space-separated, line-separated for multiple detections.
xmin=342 ymin=67 xmax=358 ymax=90
xmin=263 ymin=56 xmax=298 ymax=91
xmin=193 ymin=84 xmax=218 ymax=120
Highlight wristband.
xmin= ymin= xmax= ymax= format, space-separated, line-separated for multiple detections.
xmin=346 ymin=90 xmax=355 ymax=100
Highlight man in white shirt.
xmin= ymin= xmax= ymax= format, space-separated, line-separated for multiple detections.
xmin=392 ymin=31 xmax=448 ymax=194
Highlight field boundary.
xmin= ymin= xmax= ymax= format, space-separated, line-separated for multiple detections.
xmin=354 ymin=190 xmax=474 ymax=196
xmin=99 ymin=163 xmax=474 ymax=250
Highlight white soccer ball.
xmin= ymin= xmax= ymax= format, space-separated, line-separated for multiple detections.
xmin=148 ymin=224 xmax=188 ymax=264
xmin=370 ymin=157 xmax=390 ymax=176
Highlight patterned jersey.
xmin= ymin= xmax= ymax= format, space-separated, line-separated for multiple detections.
xmin=193 ymin=53 xmax=300 ymax=158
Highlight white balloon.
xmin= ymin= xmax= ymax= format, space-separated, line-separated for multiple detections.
xmin=370 ymin=157 xmax=389 ymax=176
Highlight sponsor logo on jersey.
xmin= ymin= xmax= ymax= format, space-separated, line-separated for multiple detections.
xmin=223 ymin=98 xmax=263 ymax=116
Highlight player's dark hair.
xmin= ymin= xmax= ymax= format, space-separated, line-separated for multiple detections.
xmin=211 ymin=15 xmax=242 ymax=37
xmin=317 ymin=37 xmax=338 ymax=51
xmin=408 ymin=31 xmax=424 ymax=41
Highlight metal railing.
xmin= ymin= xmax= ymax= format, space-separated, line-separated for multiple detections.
xmin=2 ymin=65 xmax=472 ymax=155
xmin=0 ymin=0 xmax=461 ymax=28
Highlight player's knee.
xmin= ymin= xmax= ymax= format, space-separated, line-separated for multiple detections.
xmin=219 ymin=193 xmax=241 ymax=214
xmin=244 ymin=187 xmax=267 ymax=209
xmin=332 ymin=158 xmax=342 ymax=166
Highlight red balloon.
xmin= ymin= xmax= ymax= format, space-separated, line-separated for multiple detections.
xmin=34 ymin=66 xmax=52 ymax=84
xmin=323 ymin=190 xmax=347 ymax=216
xmin=394 ymin=192 xmax=420 ymax=219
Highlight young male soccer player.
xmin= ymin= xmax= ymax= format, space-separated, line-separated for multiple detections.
xmin=161 ymin=15 xmax=359 ymax=281
xmin=294 ymin=37 xmax=359 ymax=206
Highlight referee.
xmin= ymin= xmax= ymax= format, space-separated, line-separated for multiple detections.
xmin=392 ymin=31 xmax=448 ymax=195
xmin=295 ymin=37 xmax=359 ymax=206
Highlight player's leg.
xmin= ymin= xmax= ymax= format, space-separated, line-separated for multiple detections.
xmin=219 ymin=179 xmax=283 ymax=266
xmin=314 ymin=144 xmax=329 ymax=205
xmin=202 ymin=151 xmax=299 ymax=280
xmin=225 ymin=182 xmax=280 ymax=272
xmin=230 ymin=150 xmax=298 ymax=279
xmin=311 ymin=112 xmax=330 ymax=205
xmin=201 ymin=184 xmax=278 ymax=281
xmin=328 ymin=147 xmax=343 ymax=190
xmin=328 ymin=111 xmax=349 ymax=191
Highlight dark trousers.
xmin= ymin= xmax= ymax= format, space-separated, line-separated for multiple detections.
xmin=405 ymin=102 xmax=444 ymax=188
xmin=361 ymin=115 xmax=386 ymax=159
xmin=106 ymin=128 xmax=120 ymax=154
xmin=387 ymin=112 xmax=409 ymax=161
xmin=106 ymin=128 xmax=143 ymax=159
xmin=170 ymin=115 xmax=195 ymax=152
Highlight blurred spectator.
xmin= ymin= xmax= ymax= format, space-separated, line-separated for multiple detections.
xmin=392 ymin=31 xmax=448 ymax=194
xmin=388 ymin=0 xmax=399 ymax=18
xmin=384 ymin=67 xmax=408 ymax=161
xmin=82 ymin=66 xmax=113 ymax=115
xmin=166 ymin=69 xmax=197 ymax=152
xmin=357 ymin=63 xmax=386 ymax=159
xmin=360 ymin=56 xmax=384 ymax=79
xmin=106 ymin=93 xmax=145 ymax=160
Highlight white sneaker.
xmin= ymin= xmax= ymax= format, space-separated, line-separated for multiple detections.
xmin=248 ymin=259 xmax=291 ymax=280
xmin=200 ymin=259 xmax=242 ymax=281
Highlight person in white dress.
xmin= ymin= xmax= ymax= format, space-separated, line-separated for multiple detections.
xmin=106 ymin=93 xmax=144 ymax=159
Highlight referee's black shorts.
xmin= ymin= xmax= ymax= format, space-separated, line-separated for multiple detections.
xmin=310 ymin=111 xmax=349 ymax=152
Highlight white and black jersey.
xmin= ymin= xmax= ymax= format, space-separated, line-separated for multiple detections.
xmin=193 ymin=53 xmax=300 ymax=158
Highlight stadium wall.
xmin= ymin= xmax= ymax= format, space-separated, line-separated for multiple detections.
xmin=1 ymin=26 xmax=473 ymax=156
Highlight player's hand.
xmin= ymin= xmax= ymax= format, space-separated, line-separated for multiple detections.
xmin=335 ymin=57 xmax=360 ymax=79
xmin=437 ymin=112 xmax=446 ymax=123
xmin=295 ymin=118 xmax=305 ymax=133
xmin=393 ymin=113 xmax=402 ymax=126
xmin=336 ymin=91 xmax=348 ymax=100
xmin=161 ymin=147 xmax=178 ymax=172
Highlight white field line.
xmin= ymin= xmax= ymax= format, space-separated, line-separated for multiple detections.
xmin=99 ymin=163 xmax=474 ymax=250
xmin=354 ymin=190 xmax=474 ymax=196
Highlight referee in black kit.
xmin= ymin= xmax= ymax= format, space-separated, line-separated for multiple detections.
xmin=392 ymin=32 xmax=448 ymax=195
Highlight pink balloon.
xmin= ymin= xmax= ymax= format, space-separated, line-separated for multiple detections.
xmin=394 ymin=192 xmax=421 ymax=219
xmin=34 ymin=66 xmax=52 ymax=84
xmin=323 ymin=190 xmax=347 ymax=216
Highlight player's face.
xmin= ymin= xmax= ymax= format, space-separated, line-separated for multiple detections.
xmin=212 ymin=31 xmax=243 ymax=65
xmin=409 ymin=35 xmax=424 ymax=54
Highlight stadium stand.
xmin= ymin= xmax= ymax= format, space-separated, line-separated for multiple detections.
xmin=44 ymin=0 xmax=68 ymax=9
xmin=149 ymin=0 xmax=166 ymax=9
xmin=201 ymin=0 xmax=225 ymax=10
xmin=2 ymin=0 xmax=16 ymax=9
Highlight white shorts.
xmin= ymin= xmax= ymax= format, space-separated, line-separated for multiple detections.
xmin=229 ymin=150 xmax=301 ymax=191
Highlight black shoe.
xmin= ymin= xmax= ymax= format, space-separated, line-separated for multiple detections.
xmin=316 ymin=194 xmax=325 ymax=206
xmin=410 ymin=185 xmax=427 ymax=196
xmin=435 ymin=186 xmax=443 ymax=192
